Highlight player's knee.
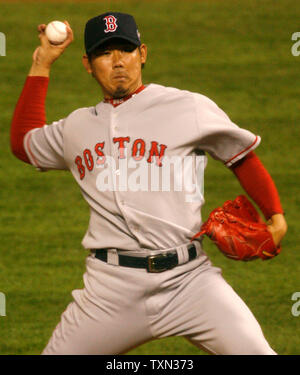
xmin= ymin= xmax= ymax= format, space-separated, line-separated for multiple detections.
xmin=244 ymin=344 xmax=277 ymax=355
xmin=236 ymin=329 xmax=277 ymax=355
xmin=244 ymin=339 xmax=276 ymax=355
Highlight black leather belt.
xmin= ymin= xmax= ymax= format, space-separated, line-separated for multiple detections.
xmin=94 ymin=244 xmax=197 ymax=273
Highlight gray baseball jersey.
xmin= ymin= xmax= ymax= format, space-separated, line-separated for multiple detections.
xmin=24 ymin=83 xmax=276 ymax=355
xmin=24 ymin=83 xmax=260 ymax=252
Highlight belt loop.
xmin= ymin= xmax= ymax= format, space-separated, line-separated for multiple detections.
xmin=107 ymin=249 xmax=119 ymax=266
xmin=193 ymin=241 xmax=202 ymax=257
xmin=176 ymin=244 xmax=190 ymax=265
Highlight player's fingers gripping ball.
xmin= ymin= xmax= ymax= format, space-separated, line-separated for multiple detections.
xmin=45 ymin=21 xmax=68 ymax=45
xmin=192 ymin=195 xmax=281 ymax=261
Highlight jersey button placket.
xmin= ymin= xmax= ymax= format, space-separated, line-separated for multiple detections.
xmin=110 ymin=110 xmax=127 ymax=213
xmin=110 ymin=111 xmax=119 ymax=167
xmin=112 ymin=112 xmax=118 ymax=132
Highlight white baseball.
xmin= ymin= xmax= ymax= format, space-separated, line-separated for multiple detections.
xmin=45 ymin=21 xmax=67 ymax=45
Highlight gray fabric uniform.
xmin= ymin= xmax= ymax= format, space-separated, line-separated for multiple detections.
xmin=24 ymin=84 xmax=274 ymax=354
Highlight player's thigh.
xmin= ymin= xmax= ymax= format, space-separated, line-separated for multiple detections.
xmin=42 ymin=293 xmax=152 ymax=355
xmin=183 ymin=268 xmax=276 ymax=355
xmin=42 ymin=256 xmax=153 ymax=355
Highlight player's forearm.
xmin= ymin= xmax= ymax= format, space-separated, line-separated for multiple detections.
xmin=230 ymin=151 xmax=284 ymax=220
xmin=10 ymin=76 xmax=49 ymax=163
xmin=230 ymin=151 xmax=287 ymax=246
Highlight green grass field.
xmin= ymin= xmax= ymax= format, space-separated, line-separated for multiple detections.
xmin=0 ymin=0 xmax=299 ymax=355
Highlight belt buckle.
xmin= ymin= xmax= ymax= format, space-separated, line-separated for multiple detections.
xmin=147 ymin=254 xmax=169 ymax=273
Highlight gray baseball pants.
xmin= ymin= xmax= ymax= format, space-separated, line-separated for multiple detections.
xmin=42 ymin=246 xmax=276 ymax=355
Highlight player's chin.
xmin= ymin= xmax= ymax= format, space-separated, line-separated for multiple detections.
xmin=112 ymin=84 xmax=130 ymax=99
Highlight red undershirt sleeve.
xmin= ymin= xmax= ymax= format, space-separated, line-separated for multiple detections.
xmin=230 ymin=151 xmax=284 ymax=220
xmin=10 ymin=76 xmax=49 ymax=163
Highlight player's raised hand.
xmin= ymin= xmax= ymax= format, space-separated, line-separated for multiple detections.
xmin=29 ymin=21 xmax=74 ymax=76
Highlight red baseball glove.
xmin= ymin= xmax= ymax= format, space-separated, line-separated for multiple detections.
xmin=192 ymin=195 xmax=281 ymax=261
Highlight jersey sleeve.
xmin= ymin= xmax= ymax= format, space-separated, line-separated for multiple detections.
xmin=193 ymin=93 xmax=261 ymax=167
xmin=23 ymin=118 xmax=68 ymax=171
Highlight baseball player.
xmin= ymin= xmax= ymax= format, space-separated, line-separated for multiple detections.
xmin=10 ymin=12 xmax=287 ymax=355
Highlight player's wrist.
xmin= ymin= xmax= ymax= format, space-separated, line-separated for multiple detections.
xmin=267 ymin=214 xmax=288 ymax=247
xmin=28 ymin=62 xmax=51 ymax=77
xmin=269 ymin=214 xmax=287 ymax=230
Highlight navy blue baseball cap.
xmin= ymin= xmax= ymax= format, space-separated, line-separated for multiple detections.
xmin=84 ymin=12 xmax=141 ymax=54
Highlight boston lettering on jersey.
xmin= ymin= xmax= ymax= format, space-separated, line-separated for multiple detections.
xmin=75 ymin=136 xmax=167 ymax=180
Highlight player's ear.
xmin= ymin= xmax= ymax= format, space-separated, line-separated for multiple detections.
xmin=82 ymin=54 xmax=93 ymax=74
xmin=139 ymin=44 xmax=147 ymax=65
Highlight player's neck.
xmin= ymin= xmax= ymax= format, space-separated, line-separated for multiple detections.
xmin=104 ymin=85 xmax=146 ymax=107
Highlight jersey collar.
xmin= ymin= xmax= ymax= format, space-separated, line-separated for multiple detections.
xmin=103 ymin=85 xmax=146 ymax=107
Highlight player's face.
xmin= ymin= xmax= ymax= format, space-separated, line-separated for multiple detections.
xmin=82 ymin=40 xmax=147 ymax=99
